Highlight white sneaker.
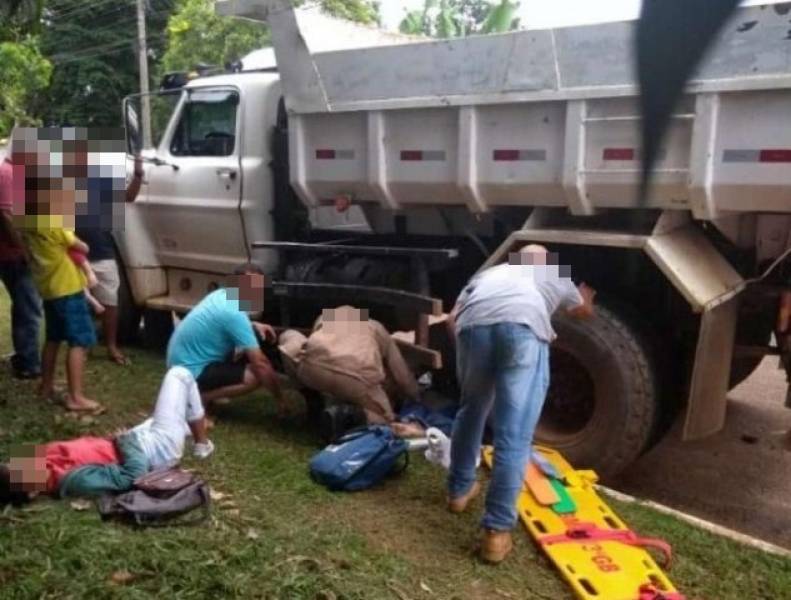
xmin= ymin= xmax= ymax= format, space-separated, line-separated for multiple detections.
xmin=193 ymin=440 xmax=215 ymax=459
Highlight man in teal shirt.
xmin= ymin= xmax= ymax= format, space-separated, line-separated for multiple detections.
xmin=166 ymin=263 xmax=285 ymax=413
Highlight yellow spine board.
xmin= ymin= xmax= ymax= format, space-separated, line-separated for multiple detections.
xmin=482 ymin=446 xmax=683 ymax=600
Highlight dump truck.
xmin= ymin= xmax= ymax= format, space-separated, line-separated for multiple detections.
xmin=118 ymin=1 xmax=791 ymax=476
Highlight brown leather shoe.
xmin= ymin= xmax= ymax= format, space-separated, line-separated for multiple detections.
xmin=479 ymin=529 xmax=513 ymax=564
xmin=447 ymin=481 xmax=481 ymax=514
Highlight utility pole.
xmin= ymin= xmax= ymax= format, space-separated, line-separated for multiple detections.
xmin=136 ymin=0 xmax=152 ymax=149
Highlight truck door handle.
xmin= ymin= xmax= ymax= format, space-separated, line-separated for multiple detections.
xmin=216 ymin=168 xmax=237 ymax=181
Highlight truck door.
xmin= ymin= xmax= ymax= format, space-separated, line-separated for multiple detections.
xmin=145 ymin=86 xmax=249 ymax=273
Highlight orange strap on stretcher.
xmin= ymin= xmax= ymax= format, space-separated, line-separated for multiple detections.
xmin=537 ymin=520 xmax=674 ymax=568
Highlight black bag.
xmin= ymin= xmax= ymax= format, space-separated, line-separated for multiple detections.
xmin=96 ymin=468 xmax=211 ymax=527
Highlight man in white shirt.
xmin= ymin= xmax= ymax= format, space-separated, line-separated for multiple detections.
xmin=446 ymin=245 xmax=595 ymax=564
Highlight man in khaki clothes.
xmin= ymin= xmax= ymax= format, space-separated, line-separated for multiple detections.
xmin=279 ymin=306 xmax=418 ymax=425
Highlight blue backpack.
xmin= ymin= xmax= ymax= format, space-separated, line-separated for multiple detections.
xmin=309 ymin=426 xmax=409 ymax=491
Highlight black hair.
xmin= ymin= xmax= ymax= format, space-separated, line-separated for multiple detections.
xmin=0 ymin=463 xmax=32 ymax=507
xmin=233 ymin=262 xmax=265 ymax=276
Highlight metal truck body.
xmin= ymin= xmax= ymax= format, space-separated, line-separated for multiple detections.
xmin=117 ymin=2 xmax=791 ymax=475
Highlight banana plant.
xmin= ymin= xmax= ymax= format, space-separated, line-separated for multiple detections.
xmin=480 ymin=0 xmax=519 ymax=34
xmin=435 ymin=0 xmax=461 ymax=38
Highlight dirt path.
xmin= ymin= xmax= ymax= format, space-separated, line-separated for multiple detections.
xmin=614 ymin=357 xmax=791 ymax=549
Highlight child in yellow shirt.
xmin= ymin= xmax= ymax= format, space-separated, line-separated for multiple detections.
xmin=22 ymin=200 xmax=103 ymax=413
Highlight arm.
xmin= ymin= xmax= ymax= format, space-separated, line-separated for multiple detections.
xmin=245 ymin=347 xmax=286 ymax=409
xmin=1 ymin=211 xmax=24 ymax=251
xmin=446 ymin=304 xmax=459 ymax=344
xmin=567 ymin=283 xmax=596 ymax=320
xmin=373 ymin=322 xmax=419 ymax=400
xmin=251 ymin=321 xmax=276 ymax=344
xmin=69 ymin=237 xmax=90 ymax=256
xmin=125 ymin=156 xmax=144 ymax=203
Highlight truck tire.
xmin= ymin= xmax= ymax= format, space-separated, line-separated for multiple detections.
xmin=535 ymin=305 xmax=658 ymax=479
xmin=142 ymin=309 xmax=174 ymax=352
xmin=116 ymin=256 xmax=142 ymax=345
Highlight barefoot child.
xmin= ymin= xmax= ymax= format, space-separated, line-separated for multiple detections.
xmin=23 ymin=224 xmax=103 ymax=413
xmin=18 ymin=159 xmax=104 ymax=413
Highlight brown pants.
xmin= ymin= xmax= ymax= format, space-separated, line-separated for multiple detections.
xmin=294 ymin=361 xmax=394 ymax=424
xmin=280 ymin=329 xmax=417 ymax=424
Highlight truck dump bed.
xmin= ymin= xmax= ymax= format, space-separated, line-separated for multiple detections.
xmin=218 ymin=1 xmax=791 ymax=219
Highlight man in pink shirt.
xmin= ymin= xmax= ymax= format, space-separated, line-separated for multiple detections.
xmin=0 ymin=153 xmax=42 ymax=379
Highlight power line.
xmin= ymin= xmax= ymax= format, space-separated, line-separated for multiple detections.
xmin=47 ymin=0 xmax=129 ymax=21
xmin=48 ymin=7 xmax=172 ymax=43
xmin=48 ymin=6 xmax=173 ymax=62
xmin=51 ymin=31 xmax=169 ymax=65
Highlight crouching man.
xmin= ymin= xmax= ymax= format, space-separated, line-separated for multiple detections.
xmin=279 ymin=306 xmax=419 ymax=434
xmin=446 ymin=245 xmax=596 ymax=564
xmin=166 ymin=263 xmax=285 ymax=414
xmin=0 ymin=366 xmax=213 ymax=505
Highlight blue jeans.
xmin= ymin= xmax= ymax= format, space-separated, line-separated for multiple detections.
xmin=0 ymin=259 xmax=42 ymax=373
xmin=448 ymin=323 xmax=549 ymax=531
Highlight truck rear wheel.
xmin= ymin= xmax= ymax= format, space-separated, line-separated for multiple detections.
xmin=535 ymin=305 xmax=658 ymax=479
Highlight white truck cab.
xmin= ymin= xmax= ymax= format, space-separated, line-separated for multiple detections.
xmin=121 ymin=74 xmax=283 ymax=315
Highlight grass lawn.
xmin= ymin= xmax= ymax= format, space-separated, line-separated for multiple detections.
xmin=1 ymin=288 xmax=790 ymax=599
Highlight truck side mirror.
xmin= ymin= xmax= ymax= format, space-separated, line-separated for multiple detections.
xmin=124 ymin=98 xmax=142 ymax=156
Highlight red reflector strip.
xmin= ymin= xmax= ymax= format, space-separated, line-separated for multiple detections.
xmin=493 ymin=149 xmax=547 ymax=162
xmin=493 ymin=149 xmax=520 ymax=161
xmin=603 ymin=148 xmax=636 ymax=161
xmin=400 ymin=150 xmax=423 ymax=161
xmin=760 ymin=149 xmax=791 ymax=163
xmin=723 ymin=149 xmax=791 ymax=163
xmin=315 ymin=149 xmax=356 ymax=160
xmin=400 ymin=150 xmax=446 ymax=161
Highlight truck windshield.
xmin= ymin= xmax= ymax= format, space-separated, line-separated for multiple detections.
xmin=170 ymin=89 xmax=239 ymax=157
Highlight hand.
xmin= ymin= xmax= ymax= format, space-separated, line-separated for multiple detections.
xmin=253 ymin=322 xmax=277 ymax=344
xmin=133 ymin=156 xmax=144 ymax=178
xmin=579 ymin=282 xmax=597 ymax=305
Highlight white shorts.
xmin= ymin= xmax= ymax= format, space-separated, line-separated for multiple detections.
xmin=90 ymin=259 xmax=120 ymax=307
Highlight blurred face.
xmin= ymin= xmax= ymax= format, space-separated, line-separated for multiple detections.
xmin=8 ymin=448 xmax=48 ymax=494
xmin=235 ymin=272 xmax=265 ymax=312
xmin=322 ymin=306 xmax=369 ymax=334
xmin=508 ymin=245 xmax=558 ymax=266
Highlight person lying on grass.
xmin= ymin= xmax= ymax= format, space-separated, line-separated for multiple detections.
xmin=0 ymin=367 xmax=214 ymax=506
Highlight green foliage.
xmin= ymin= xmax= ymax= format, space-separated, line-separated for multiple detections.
xmin=39 ymin=0 xmax=175 ymax=128
xmin=0 ymin=0 xmax=44 ymax=40
xmin=317 ymin=0 xmax=379 ymax=24
xmin=0 ymin=37 xmax=52 ymax=137
xmin=159 ymin=0 xmax=269 ymax=74
xmin=159 ymin=0 xmax=378 ymax=77
xmin=0 ymin=0 xmax=378 ymax=133
xmin=399 ymin=0 xmax=519 ymax=38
